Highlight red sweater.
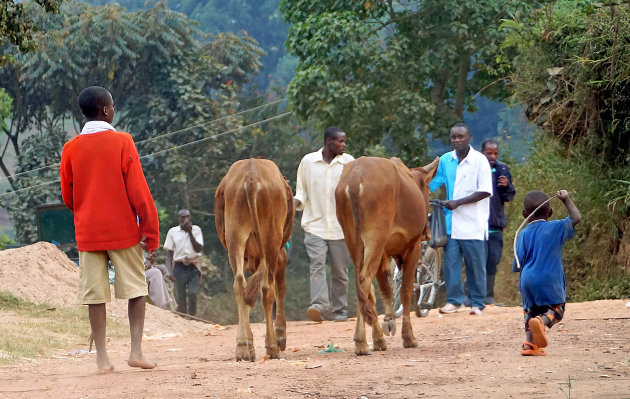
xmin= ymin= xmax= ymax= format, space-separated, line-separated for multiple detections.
xmin=60 ymin=130 xmax=159 ymax=252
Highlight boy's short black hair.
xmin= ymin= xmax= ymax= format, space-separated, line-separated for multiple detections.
xmin=324 ymin=126 xmax=344 ymax=143
xmin=524 ymin=190 xmax=550 ymax=218
xmin=78 ymin=86 xmax=112 ymax=119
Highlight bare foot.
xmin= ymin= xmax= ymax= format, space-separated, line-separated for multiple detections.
xmin=96 ymin=354 xmax=114 ymax=374
xmin=97 ymin=365 xmax=115 ymax=374
xmin=128 ymin=356 xmax=157 ymax=369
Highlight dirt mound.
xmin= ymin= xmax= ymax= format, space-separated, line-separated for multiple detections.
xmin=0 ymin=242 xmax=207 ymax=335
xmin=0 ymin=242 xmax=79 ymax=306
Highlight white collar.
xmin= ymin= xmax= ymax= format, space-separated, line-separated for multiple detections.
xmin=450 ymin=145 xmax=475 ymax=163
xmin=315 ymin=147 xmax=346 ymax=165
xmin=80 ymin=121 xmax=116 ymax=135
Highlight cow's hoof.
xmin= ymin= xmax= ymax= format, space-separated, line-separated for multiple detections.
xmin=354 ymin=341 xmax=371 ymax=356
xmin=235 ymin=343 xmax=255 ymax=362
xmin=381 ymin=319 xmax=397 ymax=336
xmin=355 ymin=348 xmax=372 ymax=356
xmin=373 ymin=337 xmax=387 ymax=351
xmin=277 ymin=336 xmax=286 ymax=351
xmin=266 ymin=345 xmax=280 ymax=359
xmin=275 ymin=328 xmax=286 ymax=351
xmin=402 ymin=336 xmax=418 ymax=348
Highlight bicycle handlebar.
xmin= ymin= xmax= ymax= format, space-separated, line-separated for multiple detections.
xmin=429 ymin=199 xmax=445 ymax=207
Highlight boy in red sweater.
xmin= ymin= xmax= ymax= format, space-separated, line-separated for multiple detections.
xmin=60 ymin=86 xmax=159 ymax=372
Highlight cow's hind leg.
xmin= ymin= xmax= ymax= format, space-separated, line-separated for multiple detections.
xmin=233 ymin=278 xmax=255 ymax=361
xmin=231 ymin=249 xmax=255 ymax=362
xmin=376 ymin=254 xmax=396 ymax=337
xmin=262 ymin=277 xmax=279 ymax=358
xmin=354 ymin=304 xmax=369 ymax=355
xmin=274 ymin=249 xmax=287 ymax=351
xmin=355 ymin=247 xmax=387 ymax=354
xmin=368 ymin=282 xmax=388 ymax=352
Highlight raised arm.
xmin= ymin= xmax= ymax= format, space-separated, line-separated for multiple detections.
xmin=557 ymin=190 xmax=580 ymax=227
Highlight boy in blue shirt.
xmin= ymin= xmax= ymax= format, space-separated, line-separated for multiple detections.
xmin=513 ymin=190 xmax=580 ymax=356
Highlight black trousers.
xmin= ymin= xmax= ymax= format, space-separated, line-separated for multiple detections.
xmin=173 ymin=262 xmax=201 ymax=316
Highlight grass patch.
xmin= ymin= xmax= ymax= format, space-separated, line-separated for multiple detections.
xmin=0 ymin=291 xmax=127 ymax=364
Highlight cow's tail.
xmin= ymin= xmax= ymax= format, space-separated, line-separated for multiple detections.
xmin=348 ymin=179 xmax=379 ymax=326
xmin=244 ymin=175 xmax=266 ymax=307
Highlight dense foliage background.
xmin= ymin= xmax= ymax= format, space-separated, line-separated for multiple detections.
xmin=0 ymin=0 xmax=628 ymax=324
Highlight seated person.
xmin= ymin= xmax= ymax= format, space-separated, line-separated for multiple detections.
xmin=144 ymin=256 xmax=172 ymax=309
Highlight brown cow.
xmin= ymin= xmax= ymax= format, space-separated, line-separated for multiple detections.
xmin=335 ymin=156 xmax=439 ymax=355
xmin=215 ymin=158 xmax=294 ymax=361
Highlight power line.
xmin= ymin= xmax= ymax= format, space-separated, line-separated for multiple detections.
xmin=0 ymin=111 xmax=292 ymax=199
xmin=134 ymin=97 xmax=287 ymax=146
xmin=0 ymin=179 xmax=60 ymax=198
xmin=140 ymin=111 xmax=291 ymax=159
xmin=0 ymin=98 xmax=287 ymax=182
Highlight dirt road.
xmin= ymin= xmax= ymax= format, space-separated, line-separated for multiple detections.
xmin=0 ymin=300 xmax=628 ymax=398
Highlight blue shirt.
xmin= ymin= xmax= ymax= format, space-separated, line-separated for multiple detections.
xmin=428 ymin=152 xmax=457 ymax=234
xmin=512 ymin=217 xmax=574 ymax=309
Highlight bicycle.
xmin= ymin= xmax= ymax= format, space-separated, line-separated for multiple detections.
xmin=392 ymin=199 xmax=445 ymax=317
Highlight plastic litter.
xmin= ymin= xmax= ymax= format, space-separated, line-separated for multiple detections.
xmin=317 ymin=342 xmax=341 ymax=354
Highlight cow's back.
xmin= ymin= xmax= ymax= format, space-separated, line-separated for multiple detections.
xmin=336 ymin=157 xmax=427 ymax=247
xmin=215 ymin=158 xmax=293 ymax=255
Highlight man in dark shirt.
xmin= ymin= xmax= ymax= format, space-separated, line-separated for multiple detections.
xmin=481 ymin=139 xmax=516 ymax=305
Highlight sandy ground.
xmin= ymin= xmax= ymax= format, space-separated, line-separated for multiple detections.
xmin=0 ymin=300 xmax=628 ymax=398
xmin=1 ymin=243 xmax=629 ymax=398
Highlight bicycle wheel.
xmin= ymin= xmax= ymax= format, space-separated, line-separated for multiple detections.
xmin=415 ymin=246 xmax=441 ymax=317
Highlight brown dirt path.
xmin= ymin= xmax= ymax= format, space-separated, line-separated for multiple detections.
xmin=0 ymin=300 xmax=628 ymax=398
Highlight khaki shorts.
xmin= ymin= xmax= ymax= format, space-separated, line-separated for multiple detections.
xmin=78 ymin=244 xmax=148 ymax=304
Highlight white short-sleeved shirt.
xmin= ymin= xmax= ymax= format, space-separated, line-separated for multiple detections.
xmin=163 ymin=225 xmax=204 ymax=261
xmin=294 ymin=148 xmax=355 ymax=240
xmin=450 ymin=148 xmax=493 ymax=240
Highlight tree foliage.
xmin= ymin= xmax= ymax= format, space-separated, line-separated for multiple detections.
xmin=499 ymin=0 xmax=630 ymax=163
xmin=84 ymin=0 xmax=293 ymax=90
xmin=0 ymin=0 xmax=266 ymax=244
xmin=0 ymin=0 xmax=62 ymax=63
xmin=281 ymin=0 xmax=549 ymax=163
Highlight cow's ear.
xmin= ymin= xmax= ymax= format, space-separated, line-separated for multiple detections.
xmin=422 ymin=156 xmax=439 ymax=183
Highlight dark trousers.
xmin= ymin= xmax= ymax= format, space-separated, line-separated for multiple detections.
xmin=485 ymin=230 xmax=503 ymax=303
xmin=173 ymin=262 xmax=201 ymax=316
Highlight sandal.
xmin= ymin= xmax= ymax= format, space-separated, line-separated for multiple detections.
xmin=528 ymin=316 xmax=548 ymax=348
xmin=521 ymin=341 xmax=546 ymax=356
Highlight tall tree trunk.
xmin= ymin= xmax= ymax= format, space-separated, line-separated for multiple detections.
xmin=454 ymin=54 xmax=470 ymax=119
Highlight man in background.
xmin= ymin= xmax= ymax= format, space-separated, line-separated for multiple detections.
xmin=164 ymin=209 xmax=203 ymax=316
xmin=294 ymin=127 xmax=354 ymax=322
xmin=481 ymin=139 xmax=516 ymax=306
xmin=429 ymin=123 xmax=493 ymax=316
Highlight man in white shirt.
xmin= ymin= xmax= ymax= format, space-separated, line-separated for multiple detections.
xmin=294 ymin=127 xmax=355 ymax=322
xmin=429 ymin=123 xmax=493 ymax=315
xmin=164 ymin=209 xmax=204 ymax=315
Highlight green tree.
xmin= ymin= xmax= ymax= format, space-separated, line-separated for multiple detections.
xmin=84 ymin=0 xmax=293 ymax=90
xmin=281 ymin=0 xmax=549 ymax=163
xmin=0 ymin=0 xmax=63 ymax=64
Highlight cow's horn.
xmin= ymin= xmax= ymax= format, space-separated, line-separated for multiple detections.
xmin=422 ymin=156 xmax=439 ymax=172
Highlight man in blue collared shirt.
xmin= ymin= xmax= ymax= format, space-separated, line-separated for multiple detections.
xmin=429 ymin=123 xmax=493 ymax=315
